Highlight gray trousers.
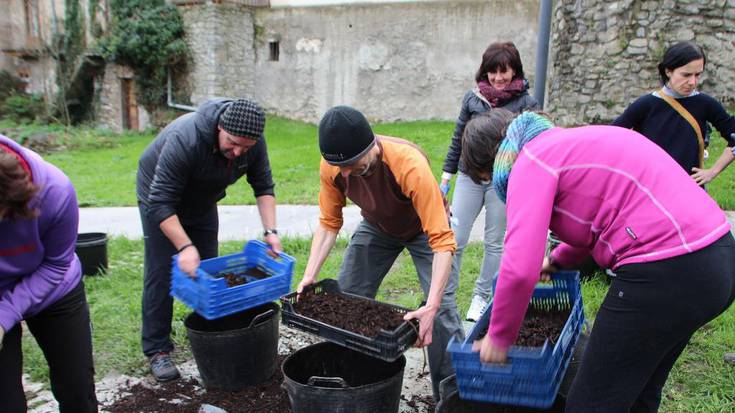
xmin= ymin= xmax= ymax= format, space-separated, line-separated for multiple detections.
xmin=338 ymin=220 xmax=465 ymax=399
xmin=449 ymin=172 xmax=506 ymax=300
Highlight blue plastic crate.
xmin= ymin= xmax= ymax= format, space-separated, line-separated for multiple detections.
xmin=448 ymin=271 xmax=585 ymax=408
xmin=170 ymin=240 xmax=295 ymax=320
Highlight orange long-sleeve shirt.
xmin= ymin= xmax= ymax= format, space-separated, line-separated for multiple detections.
xmin=318 ymin=136 xmax=456 ymax=253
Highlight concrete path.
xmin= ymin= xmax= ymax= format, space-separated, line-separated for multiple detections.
xmin=80 ymin=205 xmax=735 ymax=241
xmin=79 ymin=205 xmax=488 ymax=241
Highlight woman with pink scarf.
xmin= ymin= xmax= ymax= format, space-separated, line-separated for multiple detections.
xmin=440 ymin=42 xmax=538 ymax=321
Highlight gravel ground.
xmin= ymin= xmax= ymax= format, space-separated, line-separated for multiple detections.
xmin=25 ymin=325 xmax=436 ymax=413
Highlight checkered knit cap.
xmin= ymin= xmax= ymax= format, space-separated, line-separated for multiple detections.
xmin=218 ymin=99 xmax=266 ymax=140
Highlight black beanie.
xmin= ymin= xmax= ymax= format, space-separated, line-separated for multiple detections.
xmin=318 ymin=106 xmax=376 ymax=166
xmin=218 ymin=99 xmax=266 ymax=140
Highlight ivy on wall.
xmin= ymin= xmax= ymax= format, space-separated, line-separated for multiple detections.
xmin=98 ymin=0 xmax=189 ymax=110
xmin=54 ymin=0 xmax=87 ymax=124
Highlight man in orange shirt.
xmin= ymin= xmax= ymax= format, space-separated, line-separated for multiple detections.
xmin=297 ymin=106 xmax=464 ymax=399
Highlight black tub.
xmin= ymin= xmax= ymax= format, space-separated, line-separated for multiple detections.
xmin=185 ymin=302 xmax=280 ymax=390
xmin=75 ymin=232 xmax=108 ymax=276
xmin=282 ymin=342 xmax=405 ymax=413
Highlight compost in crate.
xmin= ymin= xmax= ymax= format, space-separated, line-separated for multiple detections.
xmin=292 ymin=286 xmax=406 ymax=338
xmin=447 ymin=271 xmax=585 ymax=409
xmin=219 ymin=267 xmax=271 ymax=288
xmin=475 ymin=306 xmax=571 ymax=347
xmin=171 ymin=240 xmax=295 ymax=320
xmin=280 ymin=279 xmax=418 ymax=361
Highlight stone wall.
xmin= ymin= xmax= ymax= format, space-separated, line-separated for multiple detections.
xmin=178 ymin=3 xmax=257 ymax=105
xmin=177 ymin=0 xmax=540 ymax=122
xmin=547 ymin=0 xmax=735 ymax=126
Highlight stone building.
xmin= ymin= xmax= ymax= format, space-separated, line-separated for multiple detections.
xmin=0 ymin=0 xmax=150 ymax=130
xmin=547 ymin=0 xmax=735 ymax=126
xmin=0 ymin=0 xmax=65 ymax=105
xmin=175 ymin=0 xmax=540 ymax=123
xmin=1 ymin=0 xmax=734 ymax=129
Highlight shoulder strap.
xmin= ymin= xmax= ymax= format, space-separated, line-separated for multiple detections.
xmin=658 ymin=88 xmax=704 ymax=167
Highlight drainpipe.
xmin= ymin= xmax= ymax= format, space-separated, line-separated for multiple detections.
xmin=533 ymin=0 xmax=553 ymax=109
xmin=167 ymin=70 xmax=196 ymax=112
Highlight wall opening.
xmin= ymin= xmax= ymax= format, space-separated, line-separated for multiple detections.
xmin=121 ymin=78 xmax=139 ymax=130
xmin=269 ymin=41 xmax=280 ymax=62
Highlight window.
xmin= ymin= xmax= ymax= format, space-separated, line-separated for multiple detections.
xmin=269 ymin=41 xmax=280 ymax=62
xmin=24 ymin=0 xmax=40 ymax=39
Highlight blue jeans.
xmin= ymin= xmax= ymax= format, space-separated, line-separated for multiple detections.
xmin=449 ymin=172 xmax=506 ymax=300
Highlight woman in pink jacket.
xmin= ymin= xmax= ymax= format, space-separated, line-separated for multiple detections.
xmin=462 ymin=110 xmax=735 ymax=412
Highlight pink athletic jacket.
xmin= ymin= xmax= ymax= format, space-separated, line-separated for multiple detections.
xmin=489 ymin=125 xmax=731 ymax=349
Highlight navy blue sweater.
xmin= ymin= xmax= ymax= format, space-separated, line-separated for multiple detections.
xmin=612 ymin=93 xmax=735 ymax=174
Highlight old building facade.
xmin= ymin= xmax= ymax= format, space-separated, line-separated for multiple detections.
xmin=1 ymin=0 xmax=733 ymax=129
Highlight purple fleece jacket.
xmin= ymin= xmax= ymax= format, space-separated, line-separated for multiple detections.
xmin=0 ymin=135 xmax=81 ymax=333
xmin=489 ymin=125 xmax=731 ymax=349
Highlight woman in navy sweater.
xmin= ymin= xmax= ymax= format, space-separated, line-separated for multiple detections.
xmin=613 ymin=41 xmax=735 ymax=186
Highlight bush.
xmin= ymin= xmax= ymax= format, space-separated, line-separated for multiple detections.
xmin=1 ymin=94 xmax=46 ymax=124
xmin=98 ymin=0 xmax=189 ymax=109
xmin=0 ymin=70 xmax=25 ymax=105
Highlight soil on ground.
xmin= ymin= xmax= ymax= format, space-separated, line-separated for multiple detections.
xmin=291 ymin=289 xmax=408 ymax=338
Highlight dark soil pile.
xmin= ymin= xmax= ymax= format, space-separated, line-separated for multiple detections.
xmin=292 ymin=289 xmax=407 ymax=338
xmin=103 ymin=358 xmax=290 ymax=413
xmin=479 ymin=307 xmax=570 ymax=347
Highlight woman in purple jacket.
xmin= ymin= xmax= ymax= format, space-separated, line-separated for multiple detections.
xmin=0 ymin=135 xmax=97 ymax=412
xmin=462 ymin=111 xmax=735 ymax=412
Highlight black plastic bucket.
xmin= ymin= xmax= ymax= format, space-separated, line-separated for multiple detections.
xmin=75 ymin=232 xmax=108 ymax=276
xmin=184 ymin=302 xmax=280 ymax=390
xmin=436 ymin=374 xmax=566 ymax=412
xmin=282 ymin=342 xmax=405 ymax=413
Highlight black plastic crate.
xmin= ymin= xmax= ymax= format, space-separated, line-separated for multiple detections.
xmin=280 ymin=279 xmax=418 ymax=362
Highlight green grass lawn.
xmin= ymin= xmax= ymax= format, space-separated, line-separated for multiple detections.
xmin=3 ymin=117 xmax=735 ymax=209
xmin=0 ymin=117 xmax=457 ymax=206
xmin=20 ymin=238 xmax=735 ymax=411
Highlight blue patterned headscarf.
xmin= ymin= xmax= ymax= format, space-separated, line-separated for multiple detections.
xmin=492 ymin=112 xmax=554 ymax=203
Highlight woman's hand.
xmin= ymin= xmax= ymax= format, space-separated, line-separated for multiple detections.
xmin=540 ymin=256 xmax=557 ymax=282
xmin=691 ymin=167 xmax=717 ymax=186
xmin=472 ymin=334 xmax=508 ymax=364
xmin=177 ymin=245 xmax=201 ymax=277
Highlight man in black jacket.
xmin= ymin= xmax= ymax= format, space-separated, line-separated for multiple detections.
xmin=136 ymin=98 xmax=282 ymax=382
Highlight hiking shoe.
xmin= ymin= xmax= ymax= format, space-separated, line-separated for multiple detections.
xmin=149 ymin=352 xmax=180 ymax=382
xmin=466 ymin=295 xmax=488 ymax=322
xmin=725 ymin=353 xmax=735 ymax=366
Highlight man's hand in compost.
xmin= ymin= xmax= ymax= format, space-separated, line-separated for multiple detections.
xmin=404 ymin=304 xmax=438 ymax=347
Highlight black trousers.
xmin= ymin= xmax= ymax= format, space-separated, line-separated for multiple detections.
xmin=139 ymin=203 xmax=218 ymax=357
xmin=0 ymin=280 xmax=98 ymax=413
xmin=566 ymin=233 xmax=735 ymax=412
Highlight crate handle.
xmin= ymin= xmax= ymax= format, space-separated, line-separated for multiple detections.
xmin=249 ymin=309 xmax=275 ymax=328
xmin=307 ymin=376 xmax=349 ymax=388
